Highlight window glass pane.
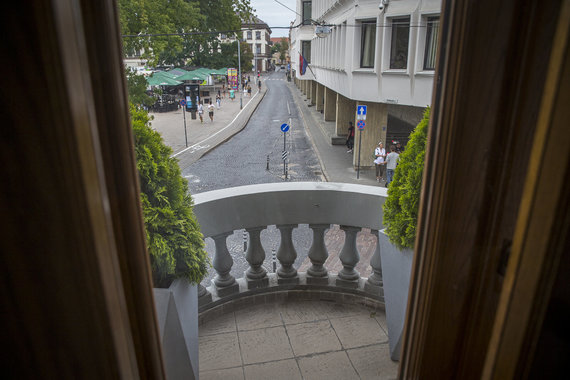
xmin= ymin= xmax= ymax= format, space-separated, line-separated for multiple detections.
xmin=423 ymin=16 xmax=440 ymax=70
xmin=302 ymin=1 xmax=312 ymax=26
xmin=247 ymin=31 xmax=252 ymax=39
xmin=360 ymin=22 xmax=376 ymax=68
xmin=256 ymin=31 xmax=261 ymax=40
xmin=302 ymin=40 xmax=311 ymax=63
xmin=390 ymin=17 xmax=410 ymax=69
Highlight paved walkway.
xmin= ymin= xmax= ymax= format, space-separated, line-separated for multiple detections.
xmin=199 ymin=300 xmax=397 ymax=380
xmin=150 ymin=87 xmax=265 ymax=170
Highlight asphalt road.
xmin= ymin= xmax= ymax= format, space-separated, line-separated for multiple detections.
xmin=182 ymin=70 xmax=323 ymax=286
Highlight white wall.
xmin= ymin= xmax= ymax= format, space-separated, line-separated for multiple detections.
xmin=290 ymin=0 xmax=441 ymax=107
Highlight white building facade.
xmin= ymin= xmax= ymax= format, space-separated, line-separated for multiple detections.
xmin=290 ymin=0 xmax=441 ymax=167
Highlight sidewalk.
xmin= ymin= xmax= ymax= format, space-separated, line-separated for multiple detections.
xmin=150 ymin=87 xmax=266 ymax=170
xmin=286 ymin=81 xmax=385 ymax=189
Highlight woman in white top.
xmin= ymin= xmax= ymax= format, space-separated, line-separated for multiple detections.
xmin=374 ymin=141 xmax=386 ymax=182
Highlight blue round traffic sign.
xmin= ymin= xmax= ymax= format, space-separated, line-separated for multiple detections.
xmin=180 ymin=99 xmax=186 ymax=106
xmin=280 ymin=123 xmax=290 ymax=132
xmin=357 ymin=120 xmax=365 ymax=130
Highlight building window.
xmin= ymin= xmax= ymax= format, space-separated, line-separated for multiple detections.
xmin=424 ymin=16 xmax=440 ymax=70
xmin=301 ymin=40 xmax=311 ymax=63
xmin=302 ymin=1 xmax=312 ymax=26
xmin=256 ymin=31 xmax=261 ymax=40
xmin=247 ymin=30 xmax=252 ymax=40
xmin=390 ymin=17 xmax=410 ymax=69
xmin=255 ymin=44 xmax=261 ymax=55
xmin=360 ymin=21 xmax=376 ymax=68
xmin=221 ymin=34 xmax=227 ymax=40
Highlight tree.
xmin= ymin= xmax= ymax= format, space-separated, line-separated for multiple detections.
xmin=383 ymin=107 xmax=430 ymax=249
xmin=119 ymin=0 xmax=255 ymax=67
xmin=125 ymin=67 xmax=154 ymax=108
xmin=130 ymin=106 xmax=209 ymax=287
xmin=278 ymin=37 xmax=289 ymax=62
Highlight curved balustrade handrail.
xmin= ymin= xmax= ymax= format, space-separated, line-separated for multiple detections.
xmin=193 ymin=182 xmax=387 ymax=238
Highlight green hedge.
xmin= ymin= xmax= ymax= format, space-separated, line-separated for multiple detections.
xmin=383 ymin=107 xmax=430 ymax=250
xmin=131 ymin=106 xmax=209 ymax=287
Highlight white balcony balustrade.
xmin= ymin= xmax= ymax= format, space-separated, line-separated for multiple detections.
xmin=192 ymin=182 xmax=387 ymax=313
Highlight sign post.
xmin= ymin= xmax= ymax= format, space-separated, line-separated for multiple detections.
xmin=281 ymin=123 xmax=290 ymax=179
xmin=356 ymin=105 xmax=367 ymax=179
xmin=180 ymin=99 xmax=188 ymax=147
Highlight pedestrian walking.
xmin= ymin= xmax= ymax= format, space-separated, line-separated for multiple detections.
xmin=374 ymin=141 xmax=386 ymax=182
xmin=247 ymin=85 xmax=252 ymax=97
xmin=346 ymin=122 xmax=355 ymax=153
xmin=222 ymin=84 xmax=226 ymax=98
xmin=197 ymin=101 xmax=204 ymax=123
xmin=216 ymin=94 xmax=221 ymax=109
xmin=258 ymin=79 xmax=261 ymax=91
xmin=208 ymin=102 xmax=215 ymax=122
xmin=229 ymin=88 xmax=235 ymax=101
xmin=385 ymin=145 xmax=400 ymax=187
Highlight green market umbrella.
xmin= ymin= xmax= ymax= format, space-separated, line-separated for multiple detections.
xmin=146 ymin=73 xmax=182 ymax=86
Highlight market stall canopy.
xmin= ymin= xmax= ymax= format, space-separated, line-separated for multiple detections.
xmin=175 ymin=70 xmax=209 ymax=81
xmin=146 ymin=72 xmax=182 ymax=86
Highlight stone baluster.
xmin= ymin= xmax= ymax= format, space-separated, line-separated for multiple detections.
xmin=212 ymin=232 xmax=239 ymax=297
xmin=336 ymin=225 xmax=361 ymax=288
xmin=245 ymin=227 xmax=269 ymax=289
xmin=306 ymin=224 xmax=330 ymax=285
xmin=197 ymin=284 xmax=212 ymax=307
xmin=365 ymin=229 xmax=384 ymax=299
xmin=276 ymin=224 xmax=299 ymax=284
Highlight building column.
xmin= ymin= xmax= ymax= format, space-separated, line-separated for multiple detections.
xmin=335 ymin=93 xmax=357 ymax=137
xmin=315 ymin=83 xmax=325 ymax=112
xmin=302 ymin=80 xmax=307 ymax=96
xmin=324 ymin=87 xmax=336 ymax=121
xmin=353 ymin=102 xmax=388 ymax=168
xmin=310 ymin=81 xmax=317 ymax=106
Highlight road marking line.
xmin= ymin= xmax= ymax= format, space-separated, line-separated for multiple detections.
xmin=171 ymin=90 xmax=261 ymax=158
xmin=287 ymin=101 xmax=291 ymax=115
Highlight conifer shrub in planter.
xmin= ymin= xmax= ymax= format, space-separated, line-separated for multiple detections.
xmin=380 ymin=107 xmax=429 ymax=360
xmin=131 ymin=105 xmax=209 ymax=288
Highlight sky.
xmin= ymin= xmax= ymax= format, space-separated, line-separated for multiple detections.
xmin=250 ymin=0 xmax=297 ymax=38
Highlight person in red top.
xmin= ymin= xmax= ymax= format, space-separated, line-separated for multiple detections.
xmin=346 ymin=122 xmax=355 ymax=153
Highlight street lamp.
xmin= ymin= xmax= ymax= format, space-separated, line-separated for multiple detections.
xmin=238 ymin=34 xmax=243 ymax=110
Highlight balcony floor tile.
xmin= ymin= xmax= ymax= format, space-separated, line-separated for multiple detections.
xmin=330 ymin=314 xmax=389 ymax=349
xmin=200 ymin=366 xmax=244 ymax=380
xmin=287 ymin=320 xmax=342 ymax=356
xmin=347 ymin=344 xmax=398 ymax=380
xmin=199 ymin=299 xmax=396 ymax=379
xmin=298 ymin=351 xmax=360 ymax=380
xmin=235 ymin=303 xmax=283 ymax=331
xmin=199 ymin=311 xmax=236 ymax=337
xmin=199 ymin=331 xmax=242 ymax=371
xmin=244 ymin=359 xmax=302 ymax=380
xmin=238 ymin=326 xmax=294 ymax=365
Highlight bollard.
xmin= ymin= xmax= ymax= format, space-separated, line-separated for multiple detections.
xmin=266 ymin=154 xmax=270 ymax=171
xmin=243 ymin=230 xmax=247 ymax=252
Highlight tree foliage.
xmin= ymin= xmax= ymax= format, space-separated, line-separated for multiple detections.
xmin=130 ymin=105 xmax=209 ymax=287
xmin=125 ymin=67 xmax=154 ymax=107
xmin=383 ymin=107 xmax=430 ymax=250
xmin=192 ymin=40 xmax=252 ymax=72
xmin=119 ymin=0 xmax=255 ymax=67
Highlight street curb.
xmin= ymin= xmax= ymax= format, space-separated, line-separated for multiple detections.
xmin=287 ymin=81 xmax=330 ymax=182
xmin=176 ymin=88 xmax=268 ymax=171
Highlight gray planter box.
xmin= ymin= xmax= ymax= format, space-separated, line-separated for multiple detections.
xmin=154 ymin=279 xmax=199 ymax=380
xmin=378 ymin=229 xmax=414 ymax=361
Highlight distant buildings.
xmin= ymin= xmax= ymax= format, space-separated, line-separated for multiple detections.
xmin=221 ymin=16 xmax=273 ymax=72
xmin=290 ymin=0 xmax=441 ymax=167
